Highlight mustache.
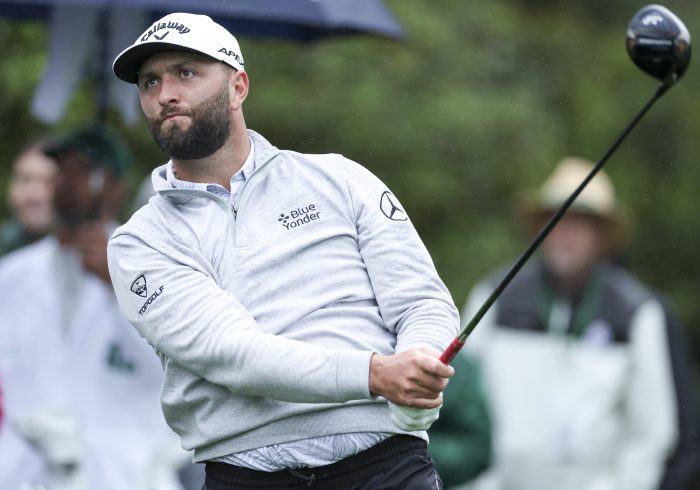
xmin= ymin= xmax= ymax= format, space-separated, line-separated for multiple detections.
xmin=158 ymin=107 xmax=189 ymax=122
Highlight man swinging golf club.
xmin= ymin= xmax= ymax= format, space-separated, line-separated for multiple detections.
xmin=108 ymin=12 xmax=457 ymax=490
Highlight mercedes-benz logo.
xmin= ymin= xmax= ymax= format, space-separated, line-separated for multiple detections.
xmin=379 ymin=191 xmax=407 ymax=221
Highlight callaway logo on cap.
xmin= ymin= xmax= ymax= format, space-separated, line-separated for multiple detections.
xmin=113 ymin=12 xmax=245 ymax=84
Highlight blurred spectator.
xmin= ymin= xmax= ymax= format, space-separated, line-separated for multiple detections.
xmin=429 ymin=352 xmax=492 ymax=488
xmin=131 ymin=172 xmax=156 ymax=213
xmin=0 ymin=139 xmax=58 ymax=256
xmin=461 ymin=157 xmax=695 ymax=490
xmin=657 ymin=297 xmax=700 ymax=490
xmin=0 ymin=125 xmax=189 ymax=490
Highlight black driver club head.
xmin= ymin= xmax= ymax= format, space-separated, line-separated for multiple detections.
xmin=626 ymin=4 xmax=691 ymax=86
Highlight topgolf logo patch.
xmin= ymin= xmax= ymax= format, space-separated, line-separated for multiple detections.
xmin=130 ymin=274 xmax=165 ymax=316
xmin=131 ymin=275 xmax=147 ymax=297
xmin=278 ymin=204 xmax=321 ymax=230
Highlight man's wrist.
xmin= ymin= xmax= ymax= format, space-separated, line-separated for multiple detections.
xmin=368 ymin=352 xmax=383 ymax=397
xmin=337 ymin=349 xmax=374 ymax=400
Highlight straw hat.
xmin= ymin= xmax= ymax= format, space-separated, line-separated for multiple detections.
xmin=518 ymin=157 xmax=630 ymax=248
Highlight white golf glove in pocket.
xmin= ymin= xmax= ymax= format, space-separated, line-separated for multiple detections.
xmin=389 ymin=402 xmax=441 ymax=431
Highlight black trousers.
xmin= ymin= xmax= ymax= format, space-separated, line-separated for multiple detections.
xmin=202 ymin=435 xmax=443 ymax=490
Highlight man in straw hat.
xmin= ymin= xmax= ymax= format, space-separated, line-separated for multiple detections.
xmin=107 ymin=12 xmax=457 ymax=489
xmin=459 ymin=157 xmax=681 ymax=490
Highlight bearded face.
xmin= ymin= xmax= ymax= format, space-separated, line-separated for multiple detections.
xmin=146 ymin=82 xmax=231 ymax=160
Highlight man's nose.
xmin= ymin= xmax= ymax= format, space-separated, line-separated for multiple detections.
xmin=158 ymin=77 xmax=181 ymax=106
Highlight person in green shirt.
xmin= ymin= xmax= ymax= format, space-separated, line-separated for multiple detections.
xmin=429 ymin=351 xmax=492 ymax=488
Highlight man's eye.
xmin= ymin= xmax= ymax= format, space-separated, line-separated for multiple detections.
xmin=143 ymin=78 xmax=158 ymax=89
xmin=180 ymin=69 xmax=195 ymax=78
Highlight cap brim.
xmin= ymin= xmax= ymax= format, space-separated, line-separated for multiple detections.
xmin=113 ymin=42 xmax=207 ymax=84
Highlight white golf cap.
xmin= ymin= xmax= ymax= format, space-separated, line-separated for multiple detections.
xmin=113 ymin=12 xmax=245 ymax=84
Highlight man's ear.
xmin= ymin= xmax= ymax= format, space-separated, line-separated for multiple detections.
xmin=230 ymin=70 xmax=249 ymax=110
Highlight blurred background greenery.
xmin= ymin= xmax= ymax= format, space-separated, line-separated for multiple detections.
xmin=0 ymin=0 xmax=699 ymax=354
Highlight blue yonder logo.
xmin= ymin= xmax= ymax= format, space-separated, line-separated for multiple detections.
xmin=278 ymin=204 xmax=321 ymax=230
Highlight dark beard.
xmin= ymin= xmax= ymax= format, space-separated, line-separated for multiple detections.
xmin=147 ymin=85 xmax=231 ymax=160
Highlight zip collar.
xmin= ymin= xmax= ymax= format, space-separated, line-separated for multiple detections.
xmin=151 ymin=129 xmax=280 ymax=204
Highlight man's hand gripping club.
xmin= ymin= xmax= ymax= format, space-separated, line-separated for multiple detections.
xmin=369 ymin=348 xmax=454 ymax=431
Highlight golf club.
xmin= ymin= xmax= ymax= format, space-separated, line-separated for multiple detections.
xmin=440 ymin=4 xmax=691 ymax=365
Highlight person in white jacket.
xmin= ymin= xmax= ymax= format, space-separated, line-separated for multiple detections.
xmin=462 ymin=157 xmax=678 ymax=490
xmin=108 ymin=11 xmax=458 ymax=490
xmin=0 ymin=126 xmax=188 ymax=490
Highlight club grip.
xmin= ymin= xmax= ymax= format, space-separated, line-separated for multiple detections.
xmin=439 ymin=337 xmax=465 ymax=365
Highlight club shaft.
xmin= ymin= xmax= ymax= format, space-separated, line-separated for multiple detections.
xmin=440 ymin=82 xmax=670 ymax=365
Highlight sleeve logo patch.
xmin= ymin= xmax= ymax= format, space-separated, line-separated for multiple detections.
xmin=131 ymin=275 xmax=147 ymax=297
xmin=131 ymin=274 xmax=165 ymax=316
xmin=379 ymin=191 xmax=407 ymax=221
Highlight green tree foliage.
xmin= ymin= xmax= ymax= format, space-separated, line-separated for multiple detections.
xmin=1 ymin=1 xmax=699 ymax=344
